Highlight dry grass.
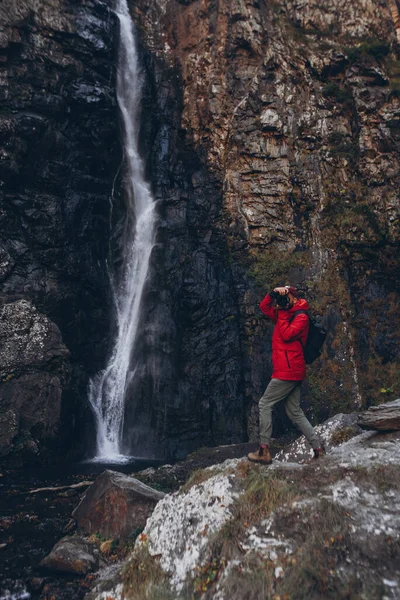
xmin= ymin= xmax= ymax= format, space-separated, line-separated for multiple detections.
xmin=330 ymin=426 xmax=359 ymax=446
xmin=352 ymin=464 xmax=400 ymax=493
xmin=99 ymin=539 xmax=114 ymax=556
xmin=235 ymin=459 xmax=252 ymax=479
xmin=234 ymin=468 xmax=295 ymax=523
xmin=275 ymin=499 xmax=358 ymax=600
xmin=216 ymin=553 xmax=275 ymax=600
xmin=184 ymin=467 xmax=296 ymax=598
xmin=122 ymin=544 xmax=175 ymax=600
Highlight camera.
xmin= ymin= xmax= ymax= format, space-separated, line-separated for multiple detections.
xmin=276 ymin=295 xmax=290 ymax=308
xmin=270 ymin=290 xmax=290 ymax=309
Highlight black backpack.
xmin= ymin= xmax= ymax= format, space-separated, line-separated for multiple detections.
xmin=290 ymin=310 xmax=327 ymax=364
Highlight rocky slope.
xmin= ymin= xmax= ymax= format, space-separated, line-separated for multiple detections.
xmin=85 ymin=407 xmax=400 ymax=600
xmin=1 ymin=0 xmax=400 ymax=464
xmin=1 ymin=402 xmax=398 ymax=599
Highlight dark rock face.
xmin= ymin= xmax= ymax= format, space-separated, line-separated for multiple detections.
xmin=72 ymin=470 xmax=165 ymax=539
xmin=1 ymin=0 xmax=400 ymax=465
xmin=0 ymin=0 xmax=120 ymax=464
xmin=0 ymin=300 xmax=71 ymax=464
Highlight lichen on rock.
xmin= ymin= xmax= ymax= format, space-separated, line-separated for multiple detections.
xmin=135 ymin=470 xmax=239 ymax=591
xmin=87 ymin=422 xmax=400 ymax=600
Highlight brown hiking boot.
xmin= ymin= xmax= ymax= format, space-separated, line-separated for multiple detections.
xmin=247 ymin=446 xmax=272 ymax=464
xmin=313 ymin=445 xmax=326 ymax=459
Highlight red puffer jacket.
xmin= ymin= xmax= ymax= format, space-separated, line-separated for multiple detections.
xmin=260 ymin=294 xmax=309 ymax=381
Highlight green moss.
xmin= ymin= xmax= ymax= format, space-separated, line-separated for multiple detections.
xmin=249 ymin=248 xmax=309 ymax=288
xmin=345 ymin=40 xmax=390 ymax=62
xmin=322 ymin=193 xmax=387 ymax=247
xmin=385 ymin=58 xmax=400 ymax=94
xmin=306 ymin=371 xmax=326 ymax=425
xmin=322 ymin=83 xmax=353 ymax=105
xmin=327 ymin=132 xmax=359 ymax=167
xmin=360 ymin=357 xmax=400 ymax=406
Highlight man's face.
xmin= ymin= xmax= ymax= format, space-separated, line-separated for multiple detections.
xmin=287 ymin=292 xmax=297 ymax=308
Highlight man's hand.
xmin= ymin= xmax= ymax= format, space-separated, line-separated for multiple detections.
xmin=273 ymin=287 xmax=288 ymax=296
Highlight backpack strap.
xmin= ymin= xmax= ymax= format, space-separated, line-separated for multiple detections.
xmin=289 ymin=310 xmax=308 ymax=350
xmin=289 ymin=309 xmax=307 ymax=323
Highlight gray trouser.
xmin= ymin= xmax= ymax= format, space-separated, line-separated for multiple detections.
xmin=259 ymin=378 xmax=320 ymax=449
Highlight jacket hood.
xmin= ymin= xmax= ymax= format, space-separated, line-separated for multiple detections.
xmin=288 ymin=297 xmax=309 ymax=313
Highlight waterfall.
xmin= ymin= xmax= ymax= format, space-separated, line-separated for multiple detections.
xmin=88 ymin=0 xmax=156 ymax=461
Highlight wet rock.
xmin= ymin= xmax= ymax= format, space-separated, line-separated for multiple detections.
xmin=0 ymin=244 xmax=14 ymax=281
xmin=72 ymin=470 xmax=165 ymax=539
xmin=358 ymin=399 xmax=400 ymax=431
xmin=0 ymin=410 xmax=19 ymax=455
xmin=84 ymin=564 xmax=124 ymax=600
xmin=0 ymin=581 xmax=30 ymax=600
xmin=26 ymin=577 xmax=45 ymax=593
xmin=39 ymin=535 xmax=99 ymax=575
xmin=132 ymin=0 xmax=400 ymax=452
xmin=0 ymin=300 xmax=69 ymax=376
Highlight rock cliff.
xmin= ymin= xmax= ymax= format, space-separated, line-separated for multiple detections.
xmin=0 ymin=0 xmax=120 ymax=464
xmin=1 ymin=0 xmax=400 ymax=463
xmin=130 ymin=0 xmax=400 ymax=451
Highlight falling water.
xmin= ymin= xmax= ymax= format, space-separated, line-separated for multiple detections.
xmin=88 ymin=0 xmax=156 ymax=461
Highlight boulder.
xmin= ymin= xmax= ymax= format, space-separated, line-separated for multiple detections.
xmin=72 ymin=470 xmax=165 ymax=539
xmin=0 ymin=300 xmax=71 ymax=464
xmin=39 ymin=536 xmax=98 ymax=575
xmin=358 ymin=399 xmax=400 ymax=431
xmin=0 ymin=300 xmax=69 ymax=376
xmin=274 ymin=413 xmax=361 ymax=464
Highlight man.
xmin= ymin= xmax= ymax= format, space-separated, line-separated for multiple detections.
xmin=248 ymin=285 xmax=324 ymax=464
